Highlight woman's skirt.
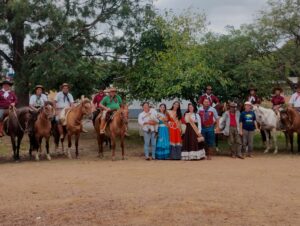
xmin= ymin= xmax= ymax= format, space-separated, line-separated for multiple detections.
xmin=169 ymin=125 xmax=182 ymax=160
xmin=181 ymin=124 xmax=206 ymax=160
xmin=156 ymin=125 xmax=170 ymax=160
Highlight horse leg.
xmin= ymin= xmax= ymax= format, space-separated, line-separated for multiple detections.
xmin=215 ymin=134 xmax=220 ymax=152
xmin=272 ymin=129 xmax=278 ymax=154
xmin=284 ymin=131 xmax=289 ymax=151
xmin=97 ymin=134 xmax=103 ymax=158
xmin=263 ymin=130 xmax=270 ymax=153
xmin=290 ymin=132 xmax=294 ymax=153
xmin=297 ymin=133 xmax=300 ymax=153
xmin=46 ymin=136 xmax=51 ymax=160
xmin=75 ymin=133 xmax=80 ymax=158
xmin=121 ymin=135 xmax=125 ymax=160
xmin=16 ymin=134 xmax=23 ymax=161
xmin=34 ymin=136 xmax=40 ymax=161
xmin=66 ymin=133 xmax=72 ymax=159
xmin=111 ymin=136 xmax=116 ymax=161
xmin=10 ymin=136 xmax=17 ymax=160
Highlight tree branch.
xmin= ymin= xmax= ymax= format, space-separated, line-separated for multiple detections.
xmin=0 ymin=49 xmax=13 ymax=65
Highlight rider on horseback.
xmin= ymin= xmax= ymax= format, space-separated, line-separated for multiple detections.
xmin=289 ymin=82 xmax=300 ymax=111
xmin=99 ymin=87 xmax=122 ymax=134
xmin=271 ymin=87 xmax=285 ymax=115
xmin=29 ymin=85 xmax=48 ymax=110
xmin=198 ymin=85 xmax=220 ymax=107
xmin=0 ymin=80 xmax=17 ymax=137
xmin=54 ymin=83 xmax=75 ymax=139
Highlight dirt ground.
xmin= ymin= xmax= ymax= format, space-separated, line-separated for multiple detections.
xmin=0 ymin=125 xmax=300 ymax=226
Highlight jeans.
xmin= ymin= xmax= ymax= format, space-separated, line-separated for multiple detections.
xmin=228 ymin=127 xmax=242 ymax=156
xmin=143 ymin=131 xmax=157 ymax=158
xmin=242 ymin=129 xmax=254 ymax=154
xmin=201 ymin=126 xmax=215 ymax=147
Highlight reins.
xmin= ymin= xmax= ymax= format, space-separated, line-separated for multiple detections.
xmin=9 ymin=106 xmax=27 ymax=133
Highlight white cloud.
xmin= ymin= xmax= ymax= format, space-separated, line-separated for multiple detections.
xmin=154 ymin=0 xmax=268 ymax=33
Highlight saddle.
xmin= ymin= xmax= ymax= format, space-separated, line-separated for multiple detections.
xmin=59 ymin=107 xmax=71 ymax=126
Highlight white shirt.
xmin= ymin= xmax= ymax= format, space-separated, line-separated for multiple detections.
xmin=289 ymin=92 xmax=300 ymax=107
xmin=138 ymin=108 xmax=159 ymax=132
xmin=29 ymin=94 xmax=48 ymax=107
xmin=185 ymin=112 xmax=202 ymax=133
xmin=55 ymin=91 xmax=74 ymax=109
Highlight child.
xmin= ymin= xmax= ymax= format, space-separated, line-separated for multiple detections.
xmin=239 ymin=102 xmax=259 ymax=157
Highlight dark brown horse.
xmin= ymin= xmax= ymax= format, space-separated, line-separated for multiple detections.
xmin=94 ymin=105 xmax=128 ymax=160
xmin=280 ymin=107 xmax=300 ymax=153
xmin=53 ymin=99 xmax=93 ymax=158
xmin=3 ymin=106 xmax=32 ymax=160
xmin=29 ymin=102 xmax=55 ymax=161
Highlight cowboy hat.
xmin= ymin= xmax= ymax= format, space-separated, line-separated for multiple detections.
xmin=60 ymin=83 xmax=70 ymax=89
xmin=244 ymin=101 xmax=252 ymax=106
xmin=272 ymin=86 xmax=283 ymax=94
xmin=248 ymin=87 xmax=257 ymax=92
xmin=34 ymin=84 xmax=44 ymax=91
xmin=0 ymin=80 xmax=13 ymax=86
xmin=104 ymin=87 xmax=117 ymax=93
xmin=229 ymin=102 xmax=237 ymax=107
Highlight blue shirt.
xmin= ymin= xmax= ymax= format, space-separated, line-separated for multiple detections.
xmin=239 ymin=111 xmax=256 ymax=131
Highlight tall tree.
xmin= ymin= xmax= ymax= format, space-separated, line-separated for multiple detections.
xmin=0 ymin=0 xmax=154 ymax=104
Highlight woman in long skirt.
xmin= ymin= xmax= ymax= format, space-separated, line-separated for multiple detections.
xmin=155 ymin=104 xmax=170 ymax=160
xmin=167 ymin=101 xmax=182 ymax=160
xmin=182 ymin=103 xmax=206 ymax=160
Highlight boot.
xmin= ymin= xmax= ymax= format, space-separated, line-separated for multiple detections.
xmin=0 ymin=122 xmax=4 ymax=137
xmin=206 ymin=147 xmax=213 ymax=160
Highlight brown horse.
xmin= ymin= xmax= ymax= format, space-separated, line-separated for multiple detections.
xmin=3 ymin=106 xmax=32 ymax=160
xmin=29 ymin=102 xmax=55 ymax=161
xmin=280 ymin=107 xmax=300 ymax=153
xmin=94 ymin=105 xmax=128 ymax=160
xmin=53 ymin=99 xmax=93 ymax=158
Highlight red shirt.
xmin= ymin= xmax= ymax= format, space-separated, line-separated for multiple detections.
xmin=198 ymin=94 xmax=220 ymax=106
xmin=0 ymin=90 xmax=17 ymax=109
xmin=271 ymin=95 xmax=285 ymax=106
xmin=93 ymin=93 xmax=105 ymax=108
xmin=229 ymin=112 xmax=237 ymax=127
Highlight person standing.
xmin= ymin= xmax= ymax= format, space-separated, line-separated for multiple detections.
xmin=0 ymin=80 xmax=17 ymax=137
xmin=198 ymin=85 xmax=220 ymax=107
xmin=288 ymin=82 xmax=300 ymax=111
xmin=198 ymin=99 xmax=220 ymax=160
xmin=167 ymin=101 xmax=182 ymax=160
xmin=181 ymin=103 xmax=206 ymax=160
xmin=92 ymin=87 xmax=106 ymax=124
xmin=138 ymin=102 xmax=159 ymax=160
xmin=220 ymin=102 xmax=243 ymax=159
xmin=54 ymin=83 xmax=75 ymax=138
xmin=155 ymin=103 xmax=170 ymax=160
xmin=239 ymin=102 xmax=259 ymax=157
xmin=29 ymin=85 xmax=48 ymax=109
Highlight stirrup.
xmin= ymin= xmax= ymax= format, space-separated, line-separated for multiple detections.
xmin=100 ymin=129 xmax=105 ymax=134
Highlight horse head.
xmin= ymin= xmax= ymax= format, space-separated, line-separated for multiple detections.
xmin=42 ymin=101 xmax=56 ymax=120
xmin=80 ymin=99 xmax=93 ymax=118
xmin=120 ymin=104 xmax=129 ymax=125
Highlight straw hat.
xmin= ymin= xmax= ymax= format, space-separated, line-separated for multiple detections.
xmin=60 ymin=83 xmax=70 ymax=89
xmin=34 ymin=84 xmax=44 ymax=91
xmin=244 ymin=101 xmax=252 ymax=106
xmin=104 ymin=87 xmax=117 ymax=93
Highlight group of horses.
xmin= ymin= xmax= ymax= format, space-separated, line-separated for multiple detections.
xmin=2 ymin=99 xmax=129 ymax=161
xmin=216 ymin=102 xmax=300 ymax=154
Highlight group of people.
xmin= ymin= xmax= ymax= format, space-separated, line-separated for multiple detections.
xmin=138 ymin=84 xmax=296 ymax=161
xmin=0 ymin=80 xmax=124 ymax=137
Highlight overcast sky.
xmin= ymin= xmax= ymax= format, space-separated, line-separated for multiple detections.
xmin=154 ymin=0 xmax=268 ymax=33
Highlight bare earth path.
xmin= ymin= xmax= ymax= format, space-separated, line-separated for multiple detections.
xmin=0 ymin=154 xmax=300 ymax=226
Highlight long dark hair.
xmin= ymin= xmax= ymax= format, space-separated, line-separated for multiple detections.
xmin=159 ymin=103 xmax=167 ymax=115
xmin=170 ymin=101 xmax=182 ymax=120
xmin=185 ymin=103 xmax=197 ymax=115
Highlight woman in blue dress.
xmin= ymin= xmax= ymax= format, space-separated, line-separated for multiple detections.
xmin=155 ymin=103 xmax=170 ymax=160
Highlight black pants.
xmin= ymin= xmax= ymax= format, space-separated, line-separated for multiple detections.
xmin=92 ymin=109 xmax=101 ymax=125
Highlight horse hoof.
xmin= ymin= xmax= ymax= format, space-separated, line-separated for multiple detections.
xmin=67 ymin=153 xmax=72 ymax=159
xmin=112 ymin=157 xmax=115 ymax=161
xmin=263 ymin=150 xmax=269 ymax=154
xmin=98 ymin=154 xmax=104 ymax=159
xmin=122 ymin=156 xmax=125 ymax=160
xmin=273 ymin=151 xmax=278 ymax=154
xmin=46 ymin=154 xmax=52 ymax=161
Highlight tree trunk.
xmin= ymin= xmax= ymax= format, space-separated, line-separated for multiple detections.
xmin=7 ymin=6 xmax=29 ymax=106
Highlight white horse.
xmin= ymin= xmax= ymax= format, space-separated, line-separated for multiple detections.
xmin=253 ymin=105 xmax=280 ymax=154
